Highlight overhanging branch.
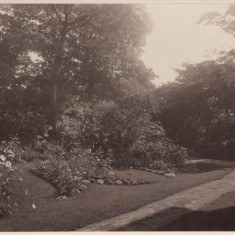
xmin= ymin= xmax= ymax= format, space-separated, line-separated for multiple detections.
xmin=52 ymin=5 xmax=64 ymax=25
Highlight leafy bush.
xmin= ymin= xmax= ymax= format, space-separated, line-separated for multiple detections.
xmin=19 ymin=137 xmax=67 ymax=162
xmin=33 ymin=145 xmax=149 ymax=196
xmin=59 ymin=99 xmax=189 ymax=172
xmin=0 ymin=139 xmax=19 ymax=217
xmin=33 ymin=158 xmax=82 ymax=196
xmin=0 ymin=154 xmax=14 ymax=217
xmin=0 ymin=137 xmax=23 ymax=163
xmin=19 ymin=147 xmax=43 ymax=162
xmin=126 ymin=116 xmax=188 ymax=170
xmin=33 ymin=147 xmax=112 ymax=196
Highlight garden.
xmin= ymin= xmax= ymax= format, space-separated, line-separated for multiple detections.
xmin=0 ymin=4 xmax=234 ymax=230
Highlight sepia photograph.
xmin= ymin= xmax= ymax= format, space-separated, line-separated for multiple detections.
xmin=0 ymin=0 xmax=234 ymax=232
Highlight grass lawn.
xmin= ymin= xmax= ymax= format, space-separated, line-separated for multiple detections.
xmin=0 ymin=161 xmax=232 ymax=231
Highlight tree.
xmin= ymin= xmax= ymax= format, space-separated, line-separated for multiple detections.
xmin=199 ymin=4 xmax=235 ymax=39
xmin=155 ymin=4 xmax=235 ymax=159
xmin=0 ymin=4 xmax=152 ymax=138
xmin=157 ymin=59 xmax=235 ymax=159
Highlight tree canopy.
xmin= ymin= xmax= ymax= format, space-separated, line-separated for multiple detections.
xmin=157 ymin=56 xmax=235 ymax=159
xmin=0 ymin=4 xmax=153 ymax=140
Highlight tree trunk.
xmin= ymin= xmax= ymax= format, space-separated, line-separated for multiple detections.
xmin=48 ymin=30 xmax=67 ymax=138
xmin=48 ymin=54 xmax=62 ymax=139
xmin=50 ymin=82 xmax=58 ymax=138
xmin=47 ymin=6 xmax=71 ymax=138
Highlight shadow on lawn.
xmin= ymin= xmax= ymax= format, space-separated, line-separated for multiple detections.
xmin=117 ymin=205 xmax=235 ymax=231
xmin=160 ymin=206 xmax=235 ymax=231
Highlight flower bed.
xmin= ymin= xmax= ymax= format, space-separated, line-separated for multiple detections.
xmin=33 ymin=148 xmax=150 ymax=197
xmin=0 ymin=155 xmax=14 ymax=217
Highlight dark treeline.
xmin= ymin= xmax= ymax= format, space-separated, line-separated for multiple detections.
xmin=156 ymin=5 xmax=235 ymax=160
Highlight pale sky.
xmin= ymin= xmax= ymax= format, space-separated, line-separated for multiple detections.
xmin=142 ymin=4 xmax=235 ymax=86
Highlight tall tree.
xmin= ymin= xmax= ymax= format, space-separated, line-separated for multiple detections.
xmin=157 ymin=59 xmax=235 ymax=159
xmin=0 ymin=4 xmax=152 ymax=138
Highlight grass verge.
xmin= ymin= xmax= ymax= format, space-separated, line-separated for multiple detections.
xmin=0 ymin=161 xmax=232 ymax=231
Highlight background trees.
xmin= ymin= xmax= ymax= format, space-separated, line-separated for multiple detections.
xmin=155 ymin=4 xmax=235 ymax=159
xmin=157 ymin=57 xmax=235 ymax=159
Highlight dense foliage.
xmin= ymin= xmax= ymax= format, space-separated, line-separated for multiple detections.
xmin=59 ymin=92 xmax=188 ymax=169
xmin=33 ymin=146 xmax=150 ymax=197
xmin=155 ymin=5 xmax=235 ymax=160
xmin=157 ymin=59 xmax=235 ymax=159
xmin=0 ymin=4 xmax=152 ymax=138
xmin=0 ymin=4 xmax=190 ymax=216
xmin=0 ymin=140 xmax=15 ymax=217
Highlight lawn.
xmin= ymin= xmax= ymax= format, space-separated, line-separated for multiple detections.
xmin=0 ymin=161 xmax=232 ymax=231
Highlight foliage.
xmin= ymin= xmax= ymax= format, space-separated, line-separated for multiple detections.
xmin=0 ymin=165 xmax=12 ymax=217
xmin=0 ymin=143 xmax=14 ymax=217
xmin=0 ymin=4 xmax=192 ymax=209
xmin=33 ymin=158 xmax=82 ymax=196
xmin=199 ymin=4 xmax=235 ymax=38
xmin=129 ymin=118 xmax=188 ymax=169
xmin=32 ymin=144 xmax=112 ymax=196
xmin=59 ymin=96 xmax=188 ymax=170
xmin=0 ymin=137 xmax=24 ymax=163
xmin=157 ymin=59 xmax=235 ymax=159
xmin=0 ymin=4 xmax=152 ymax=136
xmin=33 ymin=145 xmax=149 ymax=196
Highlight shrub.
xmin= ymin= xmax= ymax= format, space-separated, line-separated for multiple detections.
xmin=59 ymin=99 xmax=189 ymax=172
xmin=19 ymin=147 xmax=42 ymax=162
xmin=20 ymin=138 xmax=67 ymax=162
xmin=0 ymin=154 xmax=14 ymax=217
xmin=33 ymin=158 xmax=81 ymax=196
xmin=33 ymin=146 xmax=113 ymax=196
xmin=128 ymin=123 xmax=188 ymax=170
xmin=33 ymin=144 xmax=150 ymax=197
xmin=110 ymin=114 xmax=189 ymax=171
xmin=0 ymin=139 xmax=18 ymax=217
xmin=0 ymin=137 xmax=23 ymax=163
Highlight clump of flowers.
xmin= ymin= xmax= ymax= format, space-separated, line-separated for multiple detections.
xmin=0 ymin=153 xmax=14 ymax=217
xmin=33 ymin=146 xmax=149 ymax=197
xmin=0 ymin=136 xmax=23 ymax=163
xmin=0 ymin=137 xmax=21 ymax=217
xmin=33 ymin=158 xmax=82 ymax=196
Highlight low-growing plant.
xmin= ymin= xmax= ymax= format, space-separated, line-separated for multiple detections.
xmin=0 ymin=137 xmax=23 ymax=163
xmin=0 ymin=154 xmax=14 ymax=217
xmin=32 ymin=146 xmax=112 ymax=196
xmin=33 ymin=158 xmax=82 ymax=196
xmin=33 ymin=144 xmax=149 ymax=197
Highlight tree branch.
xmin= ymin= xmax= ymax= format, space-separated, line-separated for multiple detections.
xmin=68 ymin=17 xmax=92 ymax=31
xmin=52 ymin=5 xmax=64 ymax=26
xmin=67 ymin=5 xmax=112 ymax=30
xmin=67 ymin=5 xmax=73 ymax=16
xmin=68 ymin=14 xmax=92 ymax=27
xmin=64 ymin=5 xmax=69 ymax=25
